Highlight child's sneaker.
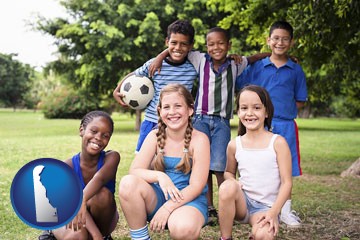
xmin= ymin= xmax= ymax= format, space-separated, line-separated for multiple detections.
xmin=280 ymin=210 xmax=301 ymax=228
xmin=38 ymin=230 xmax=56 ymax=240
xmin=207 ymin=206 xmax=218 ymax=226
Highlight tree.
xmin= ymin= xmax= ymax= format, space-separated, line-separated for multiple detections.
xmin=208 ymin=0 xmax=360 ymax=117
xmin=37 ymin=0 xmax=360 ymax=117
xmin=37 ymin=0 xmax=227 ymax=94
xmin=36 ymin=0 xmax=227 ymax=124
xmin=0 ymin=53 xmax=34 ymax=110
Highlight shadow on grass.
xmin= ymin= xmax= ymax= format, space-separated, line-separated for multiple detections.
xmin=298 ymin=126 xmax=360 ymax=132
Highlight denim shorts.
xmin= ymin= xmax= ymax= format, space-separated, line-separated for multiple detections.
xmin=192 ymin=114 xmax=231 ymax=172
xmin=240 ymin=192 xmax=272 ymax=224
xmin=147 ymin=183 xmax=208 ymax=225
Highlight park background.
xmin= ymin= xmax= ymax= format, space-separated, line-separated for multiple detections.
xmin=0 ymin=0 xmax=359 ymax=239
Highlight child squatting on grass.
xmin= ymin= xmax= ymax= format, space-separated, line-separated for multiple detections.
xmin=118 ymin=84 xmax=210 ymax=240
xmin=218 ymin=85 xmax=292 ymax=240
xmin=39 ymin=111 xmax=120 ymax=240
xmin=237 ymin=20 xmax=307 ymax=227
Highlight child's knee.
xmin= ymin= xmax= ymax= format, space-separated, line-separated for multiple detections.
xmin=219 ymin=180 xmax=238 ymax=200
xmin=98 ymin=187 xmax=113 ymax=201
xmin=88 ymin=187 xmax=113 ymax=207
xmin=55 ymin=229 xmax=88 ymax=240
xmin=169 ymin=221 xmax=201 ymax=240
xmin=118 ymin=175 xmax=140 ymax=200
xmin=252 ymin=225 xmax=275 ymax=240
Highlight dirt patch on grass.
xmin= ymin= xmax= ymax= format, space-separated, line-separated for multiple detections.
xmin=278 ymin=210 xmax=359 ymax=240
xmin=279 ymin=174 xmax=359 ymax=239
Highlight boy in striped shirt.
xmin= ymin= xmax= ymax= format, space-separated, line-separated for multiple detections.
xmin=113 ymin=20 xmax=197 ymax=153
xmin=149 ymin=27 xmax=266 ymax=225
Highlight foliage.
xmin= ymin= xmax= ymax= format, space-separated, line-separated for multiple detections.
xmin=36 ymin=0 xmax=226 ymax=107
xmin=21 ymin=71 xmax=57 ymax=110
xmin=208 ymin=0 xmax=360 ymax=117
xmin=288 ymin=0 xmax=360 ymax=118
xmin=0 ymin=53 xmax=34 ymax=110
xmin=40 ymin=86 xmax=98 ymax=119
xmin=330 ymin=96 xmax=360 ymax=118
xmin=35 ymin=0 xmax=360 ymax=117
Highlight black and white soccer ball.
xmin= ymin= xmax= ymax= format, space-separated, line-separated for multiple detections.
xmin=119 ymin=75 xmax=154 ymax=110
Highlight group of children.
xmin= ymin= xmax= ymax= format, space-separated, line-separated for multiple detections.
xmin=39 ymin=19 xmax=307 ymax=240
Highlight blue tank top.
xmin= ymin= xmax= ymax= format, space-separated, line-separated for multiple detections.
xmin=71 ymin=151 xmax=115 ymax=194
xmin=164 ymin=156 xmax=207 ymax=195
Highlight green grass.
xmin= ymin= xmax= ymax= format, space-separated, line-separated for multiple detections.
xmin=1 ymin=110 xmax=359 ymax=239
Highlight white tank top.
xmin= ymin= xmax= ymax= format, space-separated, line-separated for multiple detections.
xmin=235 ymin=134 xmax=280 ymax=206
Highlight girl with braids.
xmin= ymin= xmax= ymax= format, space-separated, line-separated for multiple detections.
xmin=119 ymin=83 xmax=210 ymax=240
xmin=218 ymin=85 xmax=292 ymax=240
xmin=39 ymin=111 xmax=120 ymax=240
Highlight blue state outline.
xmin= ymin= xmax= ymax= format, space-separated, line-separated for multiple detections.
xmin=10 ymin=158 xmax=83 ymax=230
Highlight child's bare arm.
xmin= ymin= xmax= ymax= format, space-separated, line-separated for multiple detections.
xmin=247 ymin=52 xmax=271 ymax=64
xmin=84 ymin=150 xmax=120 ymax=201
xmin=224 ymin=140 xmax=238 ymax=180
xmin=272 ymin=136 xmax=292 ymax=215
xmin=66 ymin=151 xmax=120 ymax=231
xmin=148 ymin=49 xmax=169 ymax=77
xmin=296 ymin=101 xmax=305 ymax=109
xmin=228 ymin=54 xmax=243 ymax=65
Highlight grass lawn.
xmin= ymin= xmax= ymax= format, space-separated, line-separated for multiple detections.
xmin=0 ymin=109 xmax=359 ymax=239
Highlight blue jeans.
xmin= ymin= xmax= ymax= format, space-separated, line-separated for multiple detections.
xmin=192 ymin=114 xmax=231 ymax=172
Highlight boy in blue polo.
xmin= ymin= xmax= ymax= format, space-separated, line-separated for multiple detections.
xmin=113 ymin=20 xmax=197 ymax=153
xmin=237 ymin=20 xmax=307 ymax=228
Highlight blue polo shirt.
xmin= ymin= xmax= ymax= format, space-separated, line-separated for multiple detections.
xmin=236 ymin=57 xmax=307 ymax=120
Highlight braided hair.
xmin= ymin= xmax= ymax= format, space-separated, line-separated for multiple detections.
xmin=154 ymin=84 xmax=194 ymax=174
xmin=80 ymin=110 xmax=114 ymax=134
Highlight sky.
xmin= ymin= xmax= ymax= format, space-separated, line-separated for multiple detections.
xmin=0 ymin=0 xmax=67 ymax=69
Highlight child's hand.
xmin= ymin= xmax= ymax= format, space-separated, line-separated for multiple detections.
xmin=149 ymin=58 xmax=163 ymax=77
xmin=158 ymin=173 xmax=184 ymax=202
xmin=256 ymin=210 xmax=279 ymax=236
xmin=149 ymin=205 xmax=171 ymax=233
xmin=228 ymin=54 xmax=243 ymax=65
xmin=114 ymin=91 xmax=128 ymax=107
xmin=289 ymin=55 xmax=300 ymax=64
xmin=113 ymin=80 xmax=129 ymax=108
xmin=66 ymin=200 xmax=87 ymax=231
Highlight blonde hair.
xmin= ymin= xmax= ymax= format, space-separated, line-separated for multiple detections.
xmin=154 ymin=84 xmax=194 ymax=174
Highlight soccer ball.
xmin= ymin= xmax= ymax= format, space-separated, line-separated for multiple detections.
xmin=119 ymin=75 xmax=154 ymax=110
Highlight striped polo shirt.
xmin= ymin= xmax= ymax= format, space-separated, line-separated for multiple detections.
xmin=188 ymin=51 xmax=248 ymax=119
xmin=135 ymin=57 xmax=197 ymax=123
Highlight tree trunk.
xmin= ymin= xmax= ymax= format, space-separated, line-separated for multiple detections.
xmin=298 ymin=105 xmax=311 ymax=118
xmin=135 ymin=110 xmax=142 ymax=131
xmin=341 ymin=158 xmax=360 ymax=178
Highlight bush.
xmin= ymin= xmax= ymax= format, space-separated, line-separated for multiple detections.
xmin=330 ymin=96 xmax=360 ymax=118
xmin=41 ymin=87 xmax=98 ymax=119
